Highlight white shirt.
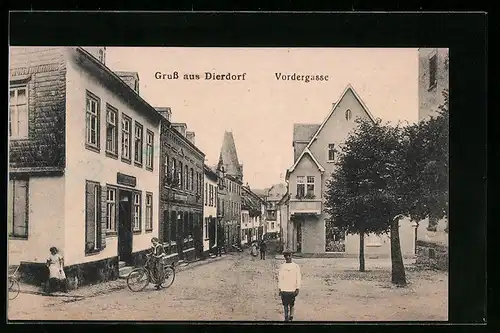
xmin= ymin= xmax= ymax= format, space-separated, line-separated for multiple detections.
xmin=278 ymin=262 xmax=301 ymax=292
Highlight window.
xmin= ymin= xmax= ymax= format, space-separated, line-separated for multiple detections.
xmin=210 ymin=185 xmax=214 ymax=206
xmin=345 ymin=109 xmax=352 ymax=121
xmin=178 ymin=162 xmax=183 ymax=188
xmin=106 ymin=187 xmax=116 ymax=232
xmin=8 ymin=179 xmax=29 ymax=238
xmin=145 ymin=193 xmax=153 ymax=231
xmin=170 ymin=211 xmax=177 ymax=242
xmin=9 ymin=86 xmax=28 ymax=139
xmin=146 ymin=130 xmax=154 ymax=170
xmin=85 ymin=181 xmax=101 ymax=253
xmin=429 ymin=54 xmax=437 ymax=89
xmin=121 ymin=114 xmax=132 ymax=161
xmin=205 ymin=182 xmax=208 ymax=205
xmin=85 ymin=92 xmax=100 ymax=149
xmin=172 ymin=158 xmax=177 ymax=185
xmin=98 ymin=49 xmax=105 ymax=63
xmin=134 ymin=122 xmax=143 ymax=165
xmin=296 ymin=176 xmax=305 ymax=198
xmin=271 ymin=222 xmax=275 ymax=230
xmin=185 ymin=167 xmax=189 ymax=190
xmin=204 ymin=218 xmax=209 ymax=240
xmin=328 ymin=143 xmax=336 ymax=162
xmin=105 ymin=105 xmax=118 ymax=156
xmin=190 ymin=168 xmax=194 ymax=191
xmin=307 ymin=176 xmax=315 ymax=196
xmin=133 ymin=192 xmax=142 ymax=232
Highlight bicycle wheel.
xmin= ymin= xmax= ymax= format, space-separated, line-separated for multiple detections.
xmin=163 ymin=266 xmax=175 ymax=289
xmin=8 ymin=278 xmax=20 ymax=300
xmin=127 ymin=268 xmax=150 ymax=292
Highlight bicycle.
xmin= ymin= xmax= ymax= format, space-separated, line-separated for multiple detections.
xmin=126 ymin=255 xmax=176 ymax=292
xmin=8 ymin=265 xmax=21 ymax=300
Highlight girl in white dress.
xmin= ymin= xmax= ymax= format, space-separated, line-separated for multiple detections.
xmin=46 ymin=247 xmax=67 ymax=293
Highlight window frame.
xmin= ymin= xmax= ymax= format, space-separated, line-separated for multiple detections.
xmin=8 ymin=178 xmax=29 ymax=239
xmin=105 ymin=186 xmax=117 ymax=235
xmin=105 ymin=104 xmax=118 ymax=158
xmin=429 ymin=53 xmax=438 ymax=90
xmin=145 ymin=192 xmax=153 ymax=232
xmin=121 ymin=113 xmax=132 ymax=163
xmin=296 ymin=176 xmax=306 ymax=198
xmin=345 ymin=109 xmax=352 ymax=121
xmin=9 ymin=85 xmax=29 ymax=140
xmin=327 ymin=143 xmax=336 ymax=162
xmin=85 ymin=91 xmax=101 ymax=152
xmin=145 ymin=130 xmax=154 ymax=171
xmin=306 ymin=176 xmax=315 ymax=196
xmin=133 ymin=191 xmax=142 ymax=233
xmin=134 ymin=121 xmax=144 ymax=167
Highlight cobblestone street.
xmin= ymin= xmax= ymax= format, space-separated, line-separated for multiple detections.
xmin=8 ymin=252 xmax=448 ymax=321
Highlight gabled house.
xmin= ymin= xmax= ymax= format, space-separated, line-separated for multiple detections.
xmin=284 ymin=84 xmax=416 ymax=257
xmin=8 ymin=47 xmax=162 ymax=287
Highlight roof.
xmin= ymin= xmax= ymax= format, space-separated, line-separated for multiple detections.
xmin=293 ymin=124 xmax=320 ymax=143
xmin=114 ymin=71 xmax=139 ymax=81
xmin=241 ymin=187 xmax=264 ymax=217
xmin=218 ymin=131 xmax=243 ymax=180
xmin=286 ymin=147 xmax=325 ymax=175
xmin=286 ymin=84 xmax=376 ymax=178
xmin=305 ymin=84 xmax=376 ymax=150
xmin=204 ymin=164 xmax=218 ymax=181
xmin=74 ymin=47 xmax=162 ymax=123
xmin=251 ymin=188 xmax=270 ymax=197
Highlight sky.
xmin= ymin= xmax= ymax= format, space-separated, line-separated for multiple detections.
xmin=106 ymin=47 xmax=418 ymax=189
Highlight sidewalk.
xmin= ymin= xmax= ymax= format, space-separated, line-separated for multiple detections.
xmin=16 ymin=254 xmax=227 ymax=306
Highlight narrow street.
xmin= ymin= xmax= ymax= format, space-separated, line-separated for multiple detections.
xmin=9 ymin=252 xmax=284 ymax=321
xmin=8 ymin=251 xmax=448 ymax=321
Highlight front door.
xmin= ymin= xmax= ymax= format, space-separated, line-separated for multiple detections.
xmin=208 ymin=217 xmax=216 ymax=250
xmin=296 ymin=218 xmax=302 ymax=253
xmin=118 ymin=190 xmax=133 ymax=263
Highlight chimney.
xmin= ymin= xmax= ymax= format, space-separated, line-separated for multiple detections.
xmin=172 ymin=123 xmax=187 ymax=137
xmin=155 ymin=107 xmax=172 ymax=122
xmin=186 ymin=131 xmax=195 ymax=144
xmin=115 ymin=71 xmax=140 ymax=94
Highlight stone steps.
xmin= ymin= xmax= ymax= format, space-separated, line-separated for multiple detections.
xmin=118 ymin=266 xmax=134 ymax=279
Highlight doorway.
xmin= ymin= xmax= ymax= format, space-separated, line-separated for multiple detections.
xmin=296 ymin=218 xmax=302 ymax=253
xmin=118 ymin=190 xmax=133 ymax=263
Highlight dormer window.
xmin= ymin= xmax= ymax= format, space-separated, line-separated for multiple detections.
xmin=98 ymin=49 xmax=105 ymax=64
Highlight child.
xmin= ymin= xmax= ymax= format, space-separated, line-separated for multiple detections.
xmin=46 ymin=247 xmax=68 ymax=293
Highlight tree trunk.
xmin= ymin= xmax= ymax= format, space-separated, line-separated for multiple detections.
xmin=390 ymin=219 xmax=407 ymax=286
xmin=359 ymin=232 xmax=365 ymax=272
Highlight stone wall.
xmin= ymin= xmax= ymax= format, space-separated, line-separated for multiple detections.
xmin=415 ymin=240 xmax=449 ymax=271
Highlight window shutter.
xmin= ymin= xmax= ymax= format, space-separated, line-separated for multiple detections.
xmin=13 ymin=180 xmax=28 ymax=237
xmin=8 ymin=180 xmax=14 ymax=235
xmin=85 ymin=181 xmax=97 ymax=252
xmin=100 ymin=185 xmax=107 ymax=249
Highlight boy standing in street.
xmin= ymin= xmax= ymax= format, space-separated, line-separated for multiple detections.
xmin=278 ymin=250 xmax=301 ymax=322
xmin=259 ymin=239 xmax=267 ymax=260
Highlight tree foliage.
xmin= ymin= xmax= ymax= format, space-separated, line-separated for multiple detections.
xmin=402 ymin=90 xmax=449 ymax=226
xmin=325 ymin=118 xmax=408 ymax=282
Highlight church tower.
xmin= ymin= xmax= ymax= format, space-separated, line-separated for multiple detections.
xmin=217 ymin=131 xmax=243 ymax=181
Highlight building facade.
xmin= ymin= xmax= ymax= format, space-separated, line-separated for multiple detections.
xmin=216 ymin=131 xmax=243 ymax=250
xmin=203 ymin=165 xmax=219 ymax=255
xmin=8 ymin=47 xmax=162 ymax=287
xmin=417 ymin=48 xmax=449 ymax=246
xmin=418 ymin=48 xmax=449 ymax=122
xmin=241 ymin=185 xmax=266 ymax=244
xmin=264 ymin=183 xmax=287 ymax=235
xmin=284 ymin=84 xmax=416 ymax=257
xmin=157 ymin=108 xmax=205 ymax=262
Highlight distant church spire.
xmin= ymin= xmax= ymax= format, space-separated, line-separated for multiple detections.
xmin=218 ymin=131 xmax=243 ymax=181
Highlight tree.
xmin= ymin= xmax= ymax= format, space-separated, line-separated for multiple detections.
xmin=325 ymin=118 xmax=408 ymax=285
xmin=403 ymin=89 xmax=449 ymax=232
